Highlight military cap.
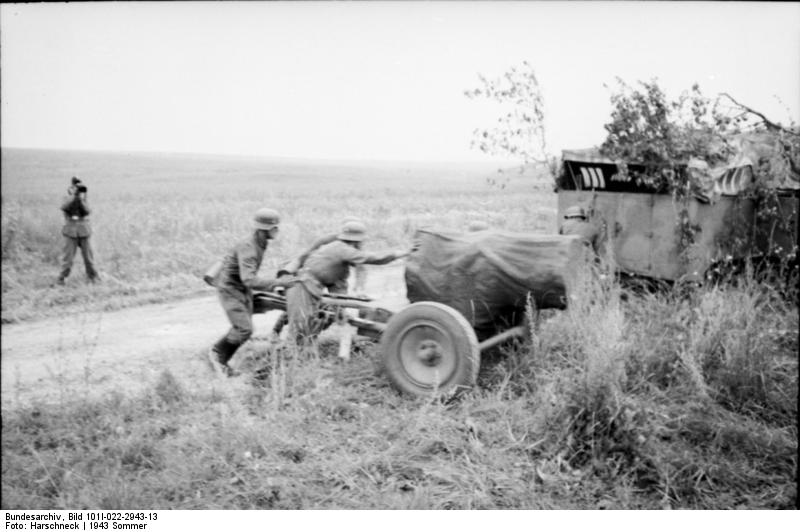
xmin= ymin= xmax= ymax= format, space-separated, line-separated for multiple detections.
xmin=253 ymin=208 xmax=281 ymax=230
xmin=338 ymin=220 xmax=367 ymax=242
xmin=564 ymin=205 xmax=587 ymax=219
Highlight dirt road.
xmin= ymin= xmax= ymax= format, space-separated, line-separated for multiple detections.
xmin=1 ymin=264 xmax=408 ymax=408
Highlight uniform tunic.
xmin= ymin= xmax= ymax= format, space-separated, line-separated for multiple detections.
xmin=303 ymin=240 xmax=395 ymax=291
xmin=296 ymin=233 xmax=367 ymax=291
xmin=287 ymin=240 xmax=400 ymax=343
xmin=215 ymin=234 xmax=281 ymax=348
xmin=270 ymin=233 xmax=367 ymax=337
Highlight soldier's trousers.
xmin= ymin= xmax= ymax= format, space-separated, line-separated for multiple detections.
xmin=60 ymin=236 xmax=98 ymax=281
xmin=213 ymin=288 xmax=254 ymax=364
xmin=285 ymin=283 xmax=339 ymax=345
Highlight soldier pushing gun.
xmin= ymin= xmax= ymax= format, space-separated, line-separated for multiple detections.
xmin=205 ymin=208 xmax=297 ymax=377
xmin=284 ymin=219 xmax=410 ymax=346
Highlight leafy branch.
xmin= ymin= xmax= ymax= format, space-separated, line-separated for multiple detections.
xmin=465 ymin=61 xmax=556 ymax=179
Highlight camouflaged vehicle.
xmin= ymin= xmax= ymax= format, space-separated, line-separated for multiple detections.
xmin=556 ymin=135 xmax=799 ymax=282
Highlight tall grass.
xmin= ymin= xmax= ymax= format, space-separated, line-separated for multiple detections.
xmin=485 ymin=260 xmax=798 ymax=508
xmin=3 ymin=262 xmax=796 ymax=509
xmin=1 ymin=148 xmax=553 ymax=322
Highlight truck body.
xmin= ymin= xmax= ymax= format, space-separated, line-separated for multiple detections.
xmin=556 ymin=145 xmax=798 ymax=282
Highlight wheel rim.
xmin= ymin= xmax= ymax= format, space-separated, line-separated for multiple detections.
xmin=396 ymin=319 xmax=459 ymax=390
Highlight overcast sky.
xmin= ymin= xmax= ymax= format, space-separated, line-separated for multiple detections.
xmin=1 ymin=1 xmax=798 ymax=162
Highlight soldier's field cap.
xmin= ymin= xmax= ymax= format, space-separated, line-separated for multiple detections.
xmin=338 ymin=220 xmax=367 ymax=242
xmin=71 ymin=176 xmax=81 ymax=185
xmin=564 ymin=205 xmax=586 ymax=219
xmin=254 ymin=208 xmax=280 ymax=230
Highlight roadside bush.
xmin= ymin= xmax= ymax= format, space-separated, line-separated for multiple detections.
xmin=489 ymin=259 xmax=797 ymax=507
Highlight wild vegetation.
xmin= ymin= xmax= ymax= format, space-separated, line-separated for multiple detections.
xmin=1 ymin=149 xmax=551 ymax=323
xmin=468 ymin=65 xmax=799 ymax=280
xmin=1 ymin=148 xmax=796 ymax=509
xmin=2 ymin=260 xmax=796 ymax=509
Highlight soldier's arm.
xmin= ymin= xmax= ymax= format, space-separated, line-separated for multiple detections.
xmin=78 ymin=196 xmax=91 ymax=215
xmin=60 ymin=195 xmax=76 ymax=213
xmin=238 ymin=245 xmax=288 ymax=292
xmin=346 ymin=246 xmax=407 ymax=266
xmin=295 ymin=233 xmax=338 ymax=268
xmin=61 ymin=194 xmax=90 ymax=216
xmin=363 ymin=251 xmax=403 ymax=265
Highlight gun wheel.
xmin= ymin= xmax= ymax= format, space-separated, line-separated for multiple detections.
xmin=380 ymin=302 xmax=479 ymax=397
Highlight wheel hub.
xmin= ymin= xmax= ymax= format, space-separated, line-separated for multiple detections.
xmin=381 ymin=302 xmax=480 ymax=395
xmin=396 ymin=322 xmax=457 ymax=387
xmin=417 ymin=339 xmax=443 ymax=366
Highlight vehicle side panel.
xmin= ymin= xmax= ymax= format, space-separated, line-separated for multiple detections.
xmin=558 ymin=191 xmax=767 ymax=281
xmin=650 ymin=195 xmax=681 ymax=279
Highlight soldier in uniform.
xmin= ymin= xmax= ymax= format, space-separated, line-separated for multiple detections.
xmin=57 ymin=176 xmax=99 ymax=285
xmin=285 ymin=220 xmax=409 ymax=346
xmin=269 ymin=216 xmax=366 ymax=341
xmin=558 ymin=205 xmax=603 ymax=255
xmin=207 ymin=208 xmax=296 ymax=377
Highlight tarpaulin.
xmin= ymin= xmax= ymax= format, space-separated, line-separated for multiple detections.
xmin=405 ymin=229 xmax=582 ymax=339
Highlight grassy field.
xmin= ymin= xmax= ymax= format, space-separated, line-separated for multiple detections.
xmin=1 ymin=148 xmax=797 ymax=509
xmin=1 ymin=148 xmax=553 ymax=323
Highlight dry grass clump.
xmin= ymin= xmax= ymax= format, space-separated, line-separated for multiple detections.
xmin=476 ymin=259 xmax=797 ymax=508
xmin=3 ymin=272 xmax=795 ymax=510
xmin=642 ymin=399 xmax=796 ymax=508
xmin=0 ymin=340 xmax=618 ymax=509
xmin=623 ymin=270 xmax=798 ymax=427
xmin=1 ymin=378 xmax=188 ymax=508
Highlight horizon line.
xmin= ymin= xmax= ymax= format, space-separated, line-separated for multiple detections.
xmin=0 ymin=145 xmax=527 ymax=167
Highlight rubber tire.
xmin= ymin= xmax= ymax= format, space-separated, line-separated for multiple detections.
xmin=380 ymin=301 xmax=480 ymax=397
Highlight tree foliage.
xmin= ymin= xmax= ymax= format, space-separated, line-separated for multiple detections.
xmin=600 ymin=78 xmax=799 ymax=268
xmin=466 ymin=64 xmax=798 ymax=275
xmin=600 ymin=78 xmax=800 ymax=194
xmin=464 ymin=61 xmax=556 ymax=177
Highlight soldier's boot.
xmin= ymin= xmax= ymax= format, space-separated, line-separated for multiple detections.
xmin=207 ymin=349 xmax=228 ymax=377
xmin=208 ymin=338 xmax=240 ymax=378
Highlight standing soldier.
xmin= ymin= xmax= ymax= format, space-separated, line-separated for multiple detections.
xmin=58 ymin=176 xmax=99 ymax=285
xmin=285 ymin=220 xmax=409 ymax=345
xmin=207 ymin=208 xmax=295 ymax=377
xmin=559 ymin=205 xmax=603 ymax=255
